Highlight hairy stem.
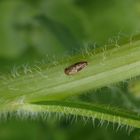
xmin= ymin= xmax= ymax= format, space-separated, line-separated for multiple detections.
xmin=1 ymin=37 xmax=140 ymax=103
xmin=1 ymin=101 xmax=140 ymax=128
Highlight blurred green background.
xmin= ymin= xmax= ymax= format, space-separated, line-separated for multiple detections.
xmin=1 ymin=0 xmax=140 ymax=71
xmin=1 ymin=0 xmax=140 ymax=139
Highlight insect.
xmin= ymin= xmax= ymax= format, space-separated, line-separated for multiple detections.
xmin=64 ymin=61 xmax=88 ymax=75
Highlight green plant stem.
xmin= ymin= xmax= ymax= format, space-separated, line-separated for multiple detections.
xmin=1 ymin=101 xmax=140 ymax=128
xmin=1 ymin=37 xmax=140 ymax=128
xmin=1 ymin=38 xmax=140 ymax=103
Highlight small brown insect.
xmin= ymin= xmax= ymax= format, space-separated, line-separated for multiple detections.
xmin=64 ymin=61 xmax=88 ymax=75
